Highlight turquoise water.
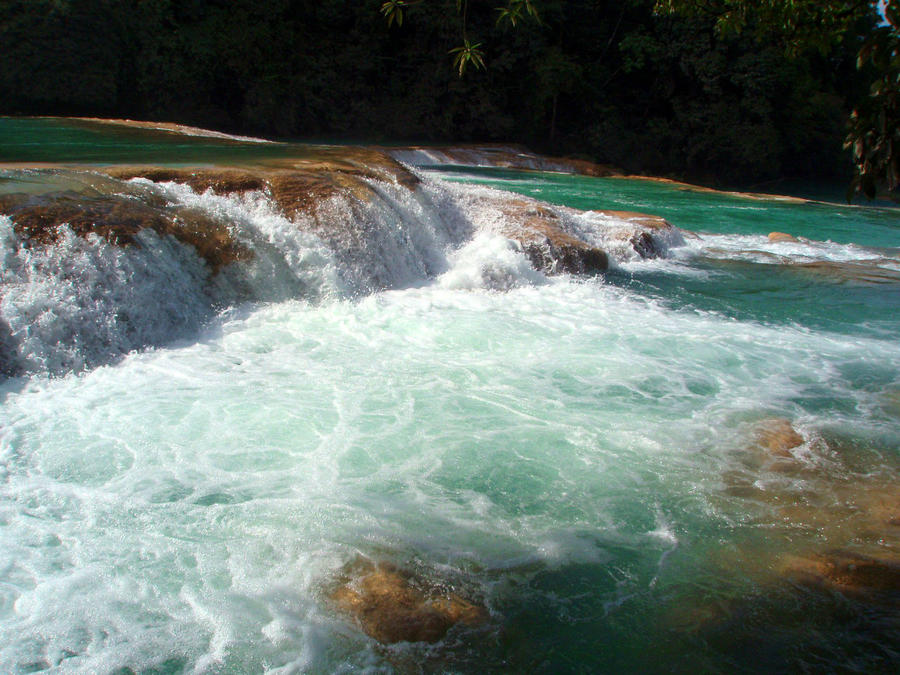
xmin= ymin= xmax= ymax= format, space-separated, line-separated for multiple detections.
xmin=0 ymin=120 xmax=898 ymax=673
xmin=428 ymin=165 xmax=900 ymax=247
xmin=0 ymin=117 xmax=299 ymax=165
xmin=428 ymin=166 xmax=900 ymax=337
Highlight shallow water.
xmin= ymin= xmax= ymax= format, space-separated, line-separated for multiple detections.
xmin=0 ymin=120 xmax=898 ymax=673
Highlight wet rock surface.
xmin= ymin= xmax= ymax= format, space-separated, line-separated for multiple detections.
xmin=0 ymin=190 xmax=250 ymax=273
xmin=753 ymin=417 xmax=805 ymax=457
xmin=768 ymin=231 xmax=800 ymax=243
xmin=475 ymin=197 xmax=681 ymax=274
xmin=781 ymin=550 xmax=900 ymax=596
xmin=329 ymin=558 xmax=488 ymax=644
xmin=492 ymin=200 xmax=609 ymax=275
xmin=665 ymin=418 xmax=899 ymax=672
xmin=791 ymin=259 xmax=900 ymax=285
xmin=386 ymin=144 xmax=621 ymax=177
xmin=599 ymin=210 xmax=679 ymax=259
xmin=105 ymin=147 xmax=419 ymax=218
xmin=2 ymin=141 xmax=680 ymax=283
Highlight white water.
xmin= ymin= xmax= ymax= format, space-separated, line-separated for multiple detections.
xmin=0 ymin=172 xmax=688 ymax=376
xmin=1 ymin=167 xmax=898 ymax=672
xmin=2 ymin=276 xmax=897 ymax=672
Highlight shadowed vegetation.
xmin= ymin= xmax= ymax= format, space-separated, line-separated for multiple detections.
xmin=0 ymin=0 xmax=886 ymax=191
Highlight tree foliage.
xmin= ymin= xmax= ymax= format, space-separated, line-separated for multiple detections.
xmin=654 ymin=0 xmax=874 ymax=54
xmin=655 ymin=0 xmax=897 ymax=198
xmin=0 ymin=0 xmax=872 ymax=190
xmin=846 ymin=2 xmax=900 ymax=198
xmin=381 ymin=1 xmax=540 ymax=73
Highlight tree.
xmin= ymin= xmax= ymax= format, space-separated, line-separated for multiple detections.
xmin=383 ymin=0 xmax=897 ymax=199
xmin=846 ymin=3 xmax=900 ymax=198
xmin=654 ymin=0 xmax=898 ymax=199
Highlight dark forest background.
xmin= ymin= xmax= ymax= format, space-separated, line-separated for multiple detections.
xmin=0 ymin=0 xmax=875 ymax=186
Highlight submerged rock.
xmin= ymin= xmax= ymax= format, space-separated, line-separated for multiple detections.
xmin=329 ymin=558 xmax=488 ymax=644
xmin=791 ymin=260 xmax=900 ymax=285
xmin=780 ymin=550 xmax=900 ymax=596
xmin=768 ymin=231 xmax=799 ymax=243
xmin=754 ymin=417 xmax=805 ymax=457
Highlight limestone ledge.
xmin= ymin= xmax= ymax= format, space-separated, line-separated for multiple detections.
xmin=385 ymin=144 xmax=620 ymax=177
xmin=2 ymin=147 xmax=680 ymax=278
xmin=0 ymin=189 xmax=249 ymax=273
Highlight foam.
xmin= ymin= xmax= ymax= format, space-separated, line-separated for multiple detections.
xmin=1 ymin=167 xmax=898 ymax=670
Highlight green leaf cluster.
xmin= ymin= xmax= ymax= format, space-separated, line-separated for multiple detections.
xmin=846 ymin=4 xmax=900 ymax=197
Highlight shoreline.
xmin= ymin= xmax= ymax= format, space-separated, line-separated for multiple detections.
xmin=1 ymin=116 xmax=880 ymax=207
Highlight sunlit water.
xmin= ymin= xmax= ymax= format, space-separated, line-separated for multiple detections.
xmin=1 ymin=120 xmax=898 ymax=673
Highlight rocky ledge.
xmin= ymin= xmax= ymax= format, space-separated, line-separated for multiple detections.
xmin=385 ymin=144 xmax=620 ymax=177
xmin=2 ymin=143 xmax=681 ymax=284
xmin=0 ymin=189 xmax=250 ymax=273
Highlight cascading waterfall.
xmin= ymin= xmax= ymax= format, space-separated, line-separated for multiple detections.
xmin=0 ymin=167 xmax=682 ymax=377
xmin=0 ymin=119 xmax=898 ymax=674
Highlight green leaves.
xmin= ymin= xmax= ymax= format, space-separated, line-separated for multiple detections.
xmin=654 ymin=1 xmax=872 ymax=56
xmin=657 ymin=1 xmax=899 ymax=200
xmin=449 ymin=39 xmax=486 ymax=76
xmin=380 ymin=0 xmax=418 ymax=28
xmin=845 ymin=14 xmax=900 ymax=200
xmin=496 ymin=0 xmax=540 ymax=28
xmin=379 ymin=1 xmax=542 ymax=76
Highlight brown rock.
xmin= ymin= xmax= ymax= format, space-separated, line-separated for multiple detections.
xmin=768 ymin=231 xmax=799 ymax=243
xmin=329 ymin=559 xmax=488 ymax=644
xmin=754 ymin=418 xmax=805 ymax=457
xmin=487 ymin=199 xmax=679 ymax=271
xmin=596 ymin=210 xmax=678 ymax=259
xmin=0 ymin=192 xmax=250 ymax=273
xmin=792 ymin=260 xmax=900 ymax=285
xmin=781 ymin=550 xmax=900 ymax=596
xmin=106 ymin=150 xmax=418 ymax=221
xmin=492 ymin=199 xmax=609 ymax=275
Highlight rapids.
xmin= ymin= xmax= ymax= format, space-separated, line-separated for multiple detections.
xmin=0 ymin=118 xmax=898 ymax=673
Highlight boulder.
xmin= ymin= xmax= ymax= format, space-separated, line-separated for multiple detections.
xmin=329 ymin=558 xmax=488 ymax=644
xmin=598 ymin=210 xmax=680 ymax=259
xmin=490 ymin=199 xmax=609 ymax=275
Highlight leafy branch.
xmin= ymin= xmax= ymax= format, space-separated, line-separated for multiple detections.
xmin=449 ymin=38 xmax=486 ymax=75
xmin=381 ymin=0 xmax=541 ymax=75
xmin=380 ymin=0 xmax=423 ymax=28
xmin=845 ymin=3 xmax=900 ymax=199
xmin=496 ymin=0 xmax=540 ymax=28
xmin=656 ymin=1 xmax=898 ymax=199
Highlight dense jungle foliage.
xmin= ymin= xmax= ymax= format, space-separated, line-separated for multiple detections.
xmin=0 ymin=0 xmax=882 ymax=187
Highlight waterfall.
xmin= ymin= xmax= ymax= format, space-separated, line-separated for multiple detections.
xmin=0 ymin=167 xmax=681 ymax=377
